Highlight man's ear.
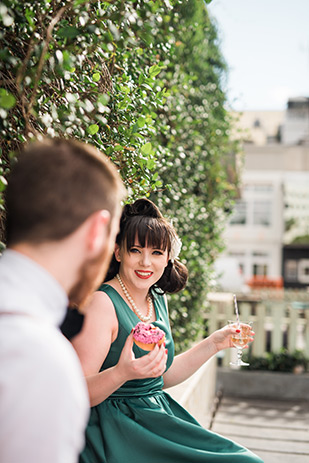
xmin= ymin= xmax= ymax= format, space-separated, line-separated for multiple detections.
xmin=87 ymin=210 xmax=111 ymax=255
xmin=114 ymin=243 xmax=121 ymax=262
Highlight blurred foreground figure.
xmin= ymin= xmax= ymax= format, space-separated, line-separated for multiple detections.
xmin=0 ymin=138 xmax=125 ymax=463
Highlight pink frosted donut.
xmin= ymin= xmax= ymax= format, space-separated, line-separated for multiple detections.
xmin=133 ymin=322 xmax=165 ymax=351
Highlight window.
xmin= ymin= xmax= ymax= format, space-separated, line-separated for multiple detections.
xmin=285 ymin=260 xmax=298 ymax=282
xmin=229 ymin=251 xmax=245 ymax=258
xmin=253 ymin=264 xmax=268 ymax=277
xmin=252 ymin=250 xmax=270 ymax=277
xmin=298 ymin=259 xmax=309 ymax=284
xmin=229 ymin=200 xmax=247 ymax=225
xmin=253 ymin=201 xmax=271 ymax=226
xmin=244 ymin=184 xmax=273 ymax=193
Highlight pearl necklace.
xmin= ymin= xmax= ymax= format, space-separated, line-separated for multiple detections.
xmin=116 ymin=273 xmax=153 ymax=322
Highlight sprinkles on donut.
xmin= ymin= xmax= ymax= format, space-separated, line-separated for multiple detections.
xmin=133 ymin=322 xmax=165 ymax=351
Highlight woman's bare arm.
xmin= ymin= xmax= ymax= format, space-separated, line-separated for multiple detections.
xmin=72 ymin=291 xmax=167 ymax=406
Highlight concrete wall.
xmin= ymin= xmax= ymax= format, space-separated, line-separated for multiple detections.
xmin=244 ymin=143 xmax=309 ymax=172
xmin=166 ymin=356 xmax=217 ymax=428
xmin=217 ymin=367 xmax=309 ymax=400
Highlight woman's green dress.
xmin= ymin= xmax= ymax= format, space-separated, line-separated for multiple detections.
xmin=80 ymin=285 xmax=263 ymax=463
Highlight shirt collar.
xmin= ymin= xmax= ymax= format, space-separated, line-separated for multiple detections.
xmin=0 ymin=249 xmax=69 ymax=326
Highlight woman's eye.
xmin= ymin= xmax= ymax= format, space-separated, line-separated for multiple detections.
xmin=130 ymin=247 xmax=140 ymax=253
xmin=153 ymin=250 xmax=163 ymax=255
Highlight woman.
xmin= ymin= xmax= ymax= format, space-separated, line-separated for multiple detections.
xmin=72 ymin=198 xmax=263 ymax=463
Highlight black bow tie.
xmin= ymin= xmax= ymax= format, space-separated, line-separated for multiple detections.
xmin=60 ymin=307 xmax=84 ymax=340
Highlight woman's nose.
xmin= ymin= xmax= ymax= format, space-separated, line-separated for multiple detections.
xmin=140 ymin=251 xmax=151 ymax=266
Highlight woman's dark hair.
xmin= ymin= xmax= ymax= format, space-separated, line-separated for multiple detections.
xmin=104 ymin=198 xmax=188 ymax=294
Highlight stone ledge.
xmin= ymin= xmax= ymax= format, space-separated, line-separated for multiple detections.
xmin=166 ymin=356 xmax=217 ymax=428
xmin=217 ymin=367 xmax=309 ymax=400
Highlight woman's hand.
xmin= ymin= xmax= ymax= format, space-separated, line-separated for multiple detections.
xmin=115 ymin=332 xmax=168 ymax=382
xmin=208 ymin=323 xmax=255 ymax=353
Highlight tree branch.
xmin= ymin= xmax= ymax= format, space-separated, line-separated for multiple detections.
xmin=26 ymin=2 xmax=74 ymax=120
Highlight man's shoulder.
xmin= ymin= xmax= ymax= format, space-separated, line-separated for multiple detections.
xmin=0 ymin=317 xmax=89 ymax=463
xmin=2 ymin=316 xmax=84 ymax=382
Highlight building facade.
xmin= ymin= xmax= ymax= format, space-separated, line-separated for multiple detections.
xmin=218 ymin=98 xmax=309 ymax=290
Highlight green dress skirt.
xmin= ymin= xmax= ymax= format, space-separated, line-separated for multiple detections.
xmin=79 ymin=285 xmax=263 ymax=463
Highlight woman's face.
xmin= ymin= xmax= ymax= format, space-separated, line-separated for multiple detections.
xmin=115 ymin=238 xmax=169 ymax=291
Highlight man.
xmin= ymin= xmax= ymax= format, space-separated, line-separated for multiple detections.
xmin=0 ymin=138 xmax=125 ymax=463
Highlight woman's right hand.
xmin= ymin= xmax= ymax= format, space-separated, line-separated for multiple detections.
xmin=116 ymin=332 xmax=167 ymax=382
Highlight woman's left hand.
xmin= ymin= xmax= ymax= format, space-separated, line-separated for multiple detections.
xmin=208 ymin=323 xmax=255 ymax=353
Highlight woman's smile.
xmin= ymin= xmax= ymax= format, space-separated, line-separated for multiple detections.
xmin=134 ymin=270 xmax=154 ymax=279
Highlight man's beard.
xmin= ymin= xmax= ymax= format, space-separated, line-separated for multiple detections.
xmin=68 ymin=244 xmax=112 ymax=310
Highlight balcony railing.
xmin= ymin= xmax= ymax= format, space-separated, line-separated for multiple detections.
xmin=206 ymin=289 xmax=309 ymax=367
xmin=246 ymin=276 xmax=283 ymax=289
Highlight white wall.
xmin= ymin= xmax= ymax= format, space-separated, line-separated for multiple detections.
xmin=223 ymin=171 xmax=284 ymax=280
xmin=281 ymin=113 xmax=309 ymax=145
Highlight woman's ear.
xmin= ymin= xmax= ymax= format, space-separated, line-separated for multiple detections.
xmin=114 ymin=243 xmax=121 ymax=262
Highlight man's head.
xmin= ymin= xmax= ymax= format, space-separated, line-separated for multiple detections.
xmin=4 ymin=138 xmax=126 ymax=306
xmin=5 ymin=138 xmax=125 ymax=245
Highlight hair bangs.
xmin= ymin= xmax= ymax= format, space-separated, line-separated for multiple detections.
xmin=124 ymin=216 xmax=171 ymax=252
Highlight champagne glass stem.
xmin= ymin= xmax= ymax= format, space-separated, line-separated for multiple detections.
xmin=236 ymin=348 xmax=243 ymax=365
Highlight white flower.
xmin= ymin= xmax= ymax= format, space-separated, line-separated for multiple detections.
xmin=170 ymin=233 xmax=182 ymax=263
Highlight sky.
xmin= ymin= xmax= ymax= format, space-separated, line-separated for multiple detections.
xmin=207 ymin=0 xmax=309 ymax=111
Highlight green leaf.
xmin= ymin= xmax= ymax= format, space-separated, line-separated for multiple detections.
xmin=114 ymin=145 xmax=123 ymax=151
xmin=137 ymin=117 xmax=145 ymax=128
xmin=98 ymin=94 xmax=110 ymax=105
xmin=118 ymin=101 xmax=128 ymax=110
xmin=92 ymin=73 xmax=100 ymax=82
xmin=0 ymin=89 xmax=16 ymax=109
xmin=149 ymin=65 xmax=162 ymax=78
xmin=141 ymin=142 xmax=152 ymax=154
xmin=25 ymin=8 xmax=35 ymax=28
xmin=57 ymin=27 xmax=80 ymax=39
xmin=138 ymin=158 xmax=147 ymax=168
xmin=141 ymin=142 xmax=152 ymax=155
xmin=87 ymin=124 xmax=99 ymax=135
xmin=147 ymin=159 xmax=155 ymax=170
xmin=142 ymin=83 xmax=153 ymax=92
xmin=0 ymin=175 xmax=8 ymax=192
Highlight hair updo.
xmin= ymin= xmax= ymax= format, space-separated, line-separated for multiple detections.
xmin=104 ymin=198 xmax=188 ymax=294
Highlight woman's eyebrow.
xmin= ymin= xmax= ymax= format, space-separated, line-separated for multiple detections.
xmin=132 ymin=243 xmax=164 ymax=250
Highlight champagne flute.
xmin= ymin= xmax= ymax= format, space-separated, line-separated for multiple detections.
xmin=228 ymin=320 xmax=253 ymax=367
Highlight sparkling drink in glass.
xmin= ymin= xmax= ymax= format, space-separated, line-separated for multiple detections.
xmin=229 ymin=321 xmax=253 ymax=367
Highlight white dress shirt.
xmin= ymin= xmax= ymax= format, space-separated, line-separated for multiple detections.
xmin=0 ymin=249 xmax=89 ymax=463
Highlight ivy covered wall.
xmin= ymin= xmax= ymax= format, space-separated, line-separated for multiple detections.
xmin=0 ymin=0 xmax=239 ymax=351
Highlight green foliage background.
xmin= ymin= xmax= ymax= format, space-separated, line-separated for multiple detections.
xmin=243 ymin=349 xmax=309 ymax=373
xmin=0 ymin=0 xmax=239 ymax=352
